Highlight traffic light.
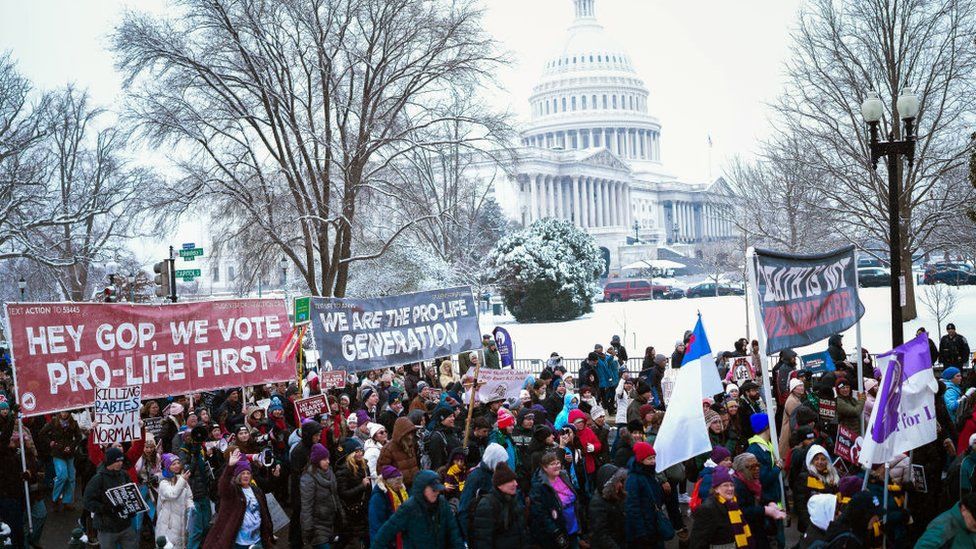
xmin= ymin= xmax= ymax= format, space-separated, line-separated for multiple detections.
xmin=153 ymin=260 xmax=171 ymax=299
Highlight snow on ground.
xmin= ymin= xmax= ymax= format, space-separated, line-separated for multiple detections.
xmin=489 ymin=286 xmax=976 ymax=361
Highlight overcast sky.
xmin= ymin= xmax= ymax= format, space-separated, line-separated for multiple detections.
xmin=0 ymin=0 xmax=804 ymax=259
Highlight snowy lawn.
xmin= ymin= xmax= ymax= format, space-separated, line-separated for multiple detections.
xmin=490 ymin=286 xmax=976 ymax=361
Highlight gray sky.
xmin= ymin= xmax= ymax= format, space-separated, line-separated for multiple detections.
xmin=1 ymin=0 xmax=803 ymax=259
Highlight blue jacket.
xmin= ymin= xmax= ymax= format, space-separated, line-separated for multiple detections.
xmin=368 ymin=480 xmax=408 ymax=546
xmin=624 ymin=459 xmax=665 ymax=546
xmin=370 ymin=470 xmax=463 ymax=549
xmin=746 ymin=435 xmax=782 ymax=504
xmin=595 ymin=355 xmax=620 ymax=389
xmin=945 ymin=381 xmax=963 ymax=415
xmin=554 ymin=393 xmax=578 ymax=429
xmin=457 ymin=461 xmax=494 ymax=538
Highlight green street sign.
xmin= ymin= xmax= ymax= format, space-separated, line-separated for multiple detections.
xmin=178 ymin=248 xmax=204 ymax=259
xmin=174 ymin=269 xmax=201 ymax=281
xmin=294 ymin=296 xmax=311 ymax=325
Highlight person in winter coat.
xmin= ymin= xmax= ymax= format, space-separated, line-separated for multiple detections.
xmin=646 ymin=354 xmax=668 ymax=409
xmin=301 ymin=443 xmax=340 ymax=549
xmin=820 ymin=490 xmax=883 ymax=548
xmin=377 ymin=416 xmax=420 ymax=488
xmin=457 ymin=442 xmax=510 ymax=539
xmin=83 ymin=448 xmax=139 ymax=549
xmin=364 ymin=422 xmax=387 ymax=479
xmin=289 ymin=420 xmax=323 ymax=548
xmin=204 ymin=449 xmax=274 ymax=549
xmin=615 ymin=377 xmax=634 ymax=425
xmin=530 ymin=450 xmax=582 ymax=549
xmin=626 ymin=382 xmax=652 ymax=424
xmin=369 ymin=466 xmax=409 ymax=548
xmin=427 ymin=407 xmax=462 ymax=471
xmin=738 ymin=381 xmax=766 ymax=439
xmin=944 ymin=367 xmax=966 ymax=416
xmin=155 ymin=453 xmax=193 ymax=549
xmin=940 ymin=323 xmax=971 ymax=369
xmin=794 ymin=444 xmax=839 ymax=534
xmin=39 ymin=410 xmax=83 ymax=510
xmin=778 ymin=377 xmax=806 ymax=458
xmin=835 ymin=378 xmax=866 ymax=435
xmin=554 ymin=392 xmax=579 ymax=430
xmin=671 ymin=340 xmax=685 ymax=369
xmin=690 ymin=466 xmax=760 ymax=549
xmin=489 ymin=407 xmax=519 ymax=472
xmin=624 ymin=442 xmax=668 ymax=548
xmin=439 ymin=359 xmax=458 ymax=389
xmin=569 ymin=409 xmax=601 ymax=476
xmin=336 ymin=438 xmax=372 ymax=547
xmin=771 ymin=350 xmax=798 ymax=425
xmin=370 ymin=469 xmax=464 ymax=549
xmin=469 ymin=462 xmax=527 ymax=548
xmin=589 ymin=463 xmax=628 ymax=549
xmin=916 ymin=492 xmax=976 ymax=548
xmin=799 ymin=494 xmax=838 ymax=548
xmin=745 ymin=413 xmax=783 ymax=505
xmin=828 ymin=334 xmax=848 ymax=367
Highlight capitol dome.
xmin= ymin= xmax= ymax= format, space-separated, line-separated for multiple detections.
xmin=521 ymin=0 xmax=662 ymax=168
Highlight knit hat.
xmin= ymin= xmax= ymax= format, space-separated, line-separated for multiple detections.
xmin=638 ymin=403 xmax=655 ymax=418
xmin=795 ymin=425 xmax=815 ymax=441
xmin=712 ymin=466 xmax=733 ymax=487
xmin=368 ymin=423 xmax=385 ymax=439
xmin=356 ymin=409 xmax=370 ymax=426
xmin=636 ymin=381 xmax=652 ymax=396
xmin=361 ymin=388 xmax=375 ymax=402
xmin=591 ymin=406 xmax=607 ymax=420
xmin=492 ymin=462 xmax=518 ymax=488
xmin=233 ymin=458 xmax=252 ymax=477
xmin=704 ymin=409 xmax=721 ymax=427
xmin=725 ymin=383 xmax=739 ymax=395
xmin=497 ymin=407 xmax=516 ymax=429
xmin=739 ymin=380 xmax=760 ymax=392
xmin=568 ymin=409 xmax=587 ymax=424
xmin=834 ymin=377 xmax=851 ymax=388
xmin=388 ymin=390 xmax=403 ymax=405
xmin=347 ymin=413 xmax=359 ymax=427
xmin=654 ymin=354 xmax=668 ymax=367
xmin=161 ymin=453 xmax=179 ymax=478
xmin=381 ymin=466 xmax=402 ymax=480
xmin=417 ymin=381 xmax=429 ymax=393
xmin=310 ymin=443 xmax=330 ymax=466
xmin=267 ymin=401 xmax=284 ymax=414
xmin=519 ymin=389 xmax=531 ymax=402
xmin=789 ymin=378 xmax=804 ymax=393
xmin=105 ymin=447 xmax=125 ymax=465
xmin=633 ymin=441 xmax=655 ymax=462
xmin=710 ymin=446 xmax=731 ymax=464
xmin=517 ymin=408 xmax=536 ymax=423
xmin=750 ymin=412 xmax=770 ymax=434
xmin=944 ymin=367 xmax=961 ymax=381
xmin=838 ymin=476 xmax=861 ymax=498
xmin=342 ymin=437 xmax=364 ymax=455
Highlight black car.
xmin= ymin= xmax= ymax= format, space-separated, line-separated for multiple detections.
xmin=685 ymin=282 xmax=745 ymax=298
xmin=656 ymin=285 xmax=685 ymax=299
xmin=857 ymin=267 xmax=890 ymax=287
xmin=923 ymin=267 xmax=976 ymax=286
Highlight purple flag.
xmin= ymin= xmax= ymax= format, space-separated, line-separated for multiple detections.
xmin=871 ymin=333 xmax=931 ymax=444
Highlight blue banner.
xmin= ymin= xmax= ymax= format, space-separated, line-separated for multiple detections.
xmin=801 ymin=350 xmax=835 ymax=374
xmin=309 ymin=286 xmax=482 ymax=372
xmin=492 ymin=326 xmax=515 ymax=368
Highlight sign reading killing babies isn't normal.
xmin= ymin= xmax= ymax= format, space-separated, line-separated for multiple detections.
xmin=94 ymin=385 xmax=142 ymax=444
xmin=5 ymin=299 xmax=293 ymax=416
xmin=309 ymin=287 xmax=481 ymax=372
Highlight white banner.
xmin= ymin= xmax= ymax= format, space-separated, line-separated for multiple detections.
xmin=462 ymin=368 xmax=527 ymax=404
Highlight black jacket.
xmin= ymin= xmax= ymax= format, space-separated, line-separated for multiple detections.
xmin=940 ymin=334 xmax=971 ymax=366
xmin=469 ymin=488 xmax=527 ymax=549
xmin=689 ymin=496 xmax=737 ymax=549
xmin=610 ymin=343 xmax=629 ymax=363
xmin=83 ymin=463 xmax=134 ymax=533
xmin=529 ymin=470 xmax=580 ymax=548
xmin=588 ymin=464 xmax=627 ymax=549
xmin=178 ymin=442 xmax=213 ymax=500
xmin=427 ymin=424 xmax=462 ymax=471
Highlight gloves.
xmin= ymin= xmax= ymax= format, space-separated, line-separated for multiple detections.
xmin=966 ymin=387 xmax=976 ymax=398
xmin=586 ymin=443 xmax=595 ymax=453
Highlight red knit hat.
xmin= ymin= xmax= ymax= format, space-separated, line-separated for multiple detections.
xmin=497 ymin=407 xmax=516 ymax=429
xmin=568 ymin=409 xmax=587 ymax=424
xmin=633 ymin=441 xmax=655 ymax=462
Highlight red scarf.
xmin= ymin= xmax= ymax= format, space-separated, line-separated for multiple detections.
xmin=734 ymin=470 xmax=761 ymax=499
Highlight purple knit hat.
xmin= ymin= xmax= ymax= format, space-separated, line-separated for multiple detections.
xmin=712 ymin=466 xmax=733 ymax=487
xmin=381 ymin=465 xmax=402 ymax=480
xmin=710 ymin=446 xmax=731 ymax=464
xmin=356 ymin=409 xmax=370 ymax=426
xmin=233 ymin=457 xmax=252 ymax=478
xmin=838 ymin=476 xmax=861 ymax=497
xmin=310 ymin=443 xmax=330 ymax=467
xmin=161 ymin=453 xmax=180 ymax=478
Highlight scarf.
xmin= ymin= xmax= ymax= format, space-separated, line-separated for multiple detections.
xmin=718 ymin=495 xmax=754 ymax=548
xmin=733 ymin=470 xmax=761 ymax=499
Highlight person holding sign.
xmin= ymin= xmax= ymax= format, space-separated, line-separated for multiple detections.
xmin=206 ymin=449 xmax=274 ymax=549
xmin=83 ymin=447 xmax=139 ymax=549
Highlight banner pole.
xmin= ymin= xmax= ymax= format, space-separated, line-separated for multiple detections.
xmin=854 ymin=250 xmax=865 ymax=435
xmin=745 ymin=248 xmax=788 ymax=512
xmin=462 ymin=360 xmax=482 ymax=449
xmin=4 ymin=304 xmax=33 ymax=534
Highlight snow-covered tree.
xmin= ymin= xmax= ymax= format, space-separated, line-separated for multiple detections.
xmin=488 ymin=218 xmax=602 ymax=323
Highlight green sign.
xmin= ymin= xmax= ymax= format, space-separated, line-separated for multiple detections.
xmin=174 ymin=269 xmax=201 ymax=281
xmin=178 ymin=248 xmax=204 ymax=261
xmin=294 ymin=296 xmax=311 ymax=325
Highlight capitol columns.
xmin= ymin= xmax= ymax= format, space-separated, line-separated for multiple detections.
xmin=573 ymin=176 xmax=583 ymax=227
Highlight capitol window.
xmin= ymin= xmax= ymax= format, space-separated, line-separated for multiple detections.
xmin=582 ymin=96 xmax=587 ymax=109
xmin=612 ymin=95 xmax=617 ymax=109
xmin=571 ymin=97 xmax=576 ymax=110
xmin=602 ymin=95 xmax=607 ymax=108
xmin=562 ymin=97 xmax=567 ymax=111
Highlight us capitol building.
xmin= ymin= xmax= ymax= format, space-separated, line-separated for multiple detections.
xmin=486 ymin=0 xmax=736 ymax=274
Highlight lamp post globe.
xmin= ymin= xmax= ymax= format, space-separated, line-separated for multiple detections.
xmin=896 ymin=91 xmax=919 ymax=120
xmin=17 ymin=276 xmax=26 ymax=302
xmin=860 ymin=90 xmax=884 ymax=123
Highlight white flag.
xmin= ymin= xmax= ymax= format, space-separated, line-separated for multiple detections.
xmin=654 ymin=359 xmax=712 ymax=471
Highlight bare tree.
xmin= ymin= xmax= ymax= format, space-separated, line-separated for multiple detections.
xmin=696 ymin=241 xmax=743 ymax=296
xmin=114 ymin=0 xmax=507 ymax=297
xmin=919 ymin=283 xmax=958 ymax=340
xmin=772 ymin=0 xmax=976 ymax=320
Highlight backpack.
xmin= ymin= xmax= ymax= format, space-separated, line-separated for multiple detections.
xmin=689 ymin=477 xmax=704 ymax=512
xmin=419 ymin=429 xmax=445 ymax=470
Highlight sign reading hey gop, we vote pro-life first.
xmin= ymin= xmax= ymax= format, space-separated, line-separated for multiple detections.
xmin=5 ymin=299 xmax=293 ymax=417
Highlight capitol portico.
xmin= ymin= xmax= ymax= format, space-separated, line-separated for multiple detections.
xmin=488 ymin=0 xmax=736 ymax=274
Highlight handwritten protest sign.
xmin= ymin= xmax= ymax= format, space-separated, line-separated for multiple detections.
xmin=730 ymin=356 xmax=755 ymax=383
xmin=94 ymin=386 xmax=142 ymax=444
xmin=319 ymin=370 xmax=346 ymax=389
xmin=106 ymin=482 xmax=148 ymax=516
xmin=818 ymin=399 xmax=837 ymax=424
xmin=5 ymin=299 xmax=293 ymax=416
xmin=143 ymin=416 xmax=163 ymax=439
xmin=834 ymin=424 xmax=862 ymax=463
xmin=294 ymin=394 xmax=330 ymax=421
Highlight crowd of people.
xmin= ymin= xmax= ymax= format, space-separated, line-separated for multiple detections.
xmin=0 ymin=325 xmax=974 ymax=548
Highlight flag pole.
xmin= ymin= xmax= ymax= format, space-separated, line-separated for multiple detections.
xmin=854 ymin=250 xmax=865 ymax=435
xmin=745 ymin=248 xmax=787 ymax=511
xmin=3 ymin=303 xmax=33 ymax=534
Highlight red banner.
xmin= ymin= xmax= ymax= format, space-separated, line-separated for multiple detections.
xmin=5 ymin=299 xmax=293 ymax=416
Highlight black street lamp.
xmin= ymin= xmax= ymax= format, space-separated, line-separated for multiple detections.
xmin=279 ymin=257 xmax=288 ymax=287
xmin=127 ymin=273 xmax=136 ymax=303
xmin=17 ymin=276 xmax=26 ymax=302
xmin=632 ymin=220 xmax=640 ymax=244
xmin=860 ymin=89 xmax=919 ymax=347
